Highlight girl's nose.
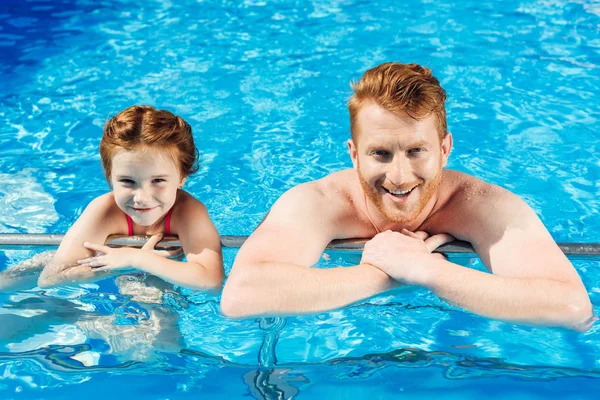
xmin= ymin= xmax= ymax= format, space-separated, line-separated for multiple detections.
xmin=133 ymin=187 xmax=152 ymax=203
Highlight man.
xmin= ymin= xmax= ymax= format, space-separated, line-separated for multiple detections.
xmin=221 ymin=62 xmax=594 ymax=330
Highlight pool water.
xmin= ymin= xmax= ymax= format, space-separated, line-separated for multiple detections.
xmin=1 ymin=0 xmax=600 ymax=398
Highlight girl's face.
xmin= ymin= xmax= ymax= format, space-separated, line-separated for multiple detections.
xmin=110 ymin=147 xmax=185 ymax=228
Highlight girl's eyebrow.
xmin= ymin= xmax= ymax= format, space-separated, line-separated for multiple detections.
xmin=114 ymin=174 xmax=171 ymax=178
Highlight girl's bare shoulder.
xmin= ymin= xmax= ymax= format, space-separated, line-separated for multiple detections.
xmin=83 ymin=193 xmax=122 ymax=219
xmin=171 ymin=189 xmax=210 ymax=220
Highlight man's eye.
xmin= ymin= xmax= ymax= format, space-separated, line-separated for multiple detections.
xmin=372 ymin=150 xmax=390 ymax=157
xmin=408 ymin=147 xmax=424 ymax=154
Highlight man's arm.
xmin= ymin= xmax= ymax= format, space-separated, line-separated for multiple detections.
xmin=364 ymin=184 xmax=594 ymax=330
xmin=220 ymin=183 xmax=398 ymax=318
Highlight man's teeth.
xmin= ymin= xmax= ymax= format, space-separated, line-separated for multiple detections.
xmin=387 ymin=187 xmax=413 ymax=196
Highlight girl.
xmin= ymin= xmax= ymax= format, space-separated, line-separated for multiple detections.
xmin=36 ymin=105 xmax=223 ymax=292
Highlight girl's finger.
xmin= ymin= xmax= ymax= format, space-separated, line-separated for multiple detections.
xmin=83 ymin=242 xmax=110 ymax=253
xmin=424 ymin=233 xmax=455 ymax=252
xmin=142 ymin=233 xmax=163 ymax=251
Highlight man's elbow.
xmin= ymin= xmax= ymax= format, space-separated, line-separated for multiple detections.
xmin=563 ymin=295 xmax=595 ymax=332
xmin=220 ymin=268 xmax=261 ymax=319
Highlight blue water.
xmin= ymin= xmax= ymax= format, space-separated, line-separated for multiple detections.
xmin=1 ymin=0 xmax=600 ymax=398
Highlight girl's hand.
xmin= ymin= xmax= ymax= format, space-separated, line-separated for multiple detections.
xmin=77 ymin=233 xmax=163 ymax=271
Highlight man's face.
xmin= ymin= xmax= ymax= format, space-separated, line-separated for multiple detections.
xmin=349 ymin=102 xmax=452 ymax=225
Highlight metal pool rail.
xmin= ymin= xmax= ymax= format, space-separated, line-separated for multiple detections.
xmin=0 ymin=234 xmax=599 ymax=256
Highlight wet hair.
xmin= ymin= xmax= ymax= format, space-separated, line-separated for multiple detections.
xmin=100 ymin=105 xmax=199 ymax=182
xmin=348 ymin=62 xmax=447 ymax=141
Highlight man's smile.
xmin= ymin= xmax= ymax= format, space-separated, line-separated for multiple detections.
xmin=382 ymin=184 xmax=419 ymax=202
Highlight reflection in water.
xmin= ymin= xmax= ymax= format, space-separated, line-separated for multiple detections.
xmin=243 ymin=317 xmax=308 ymax=400
xmin=325 ymin=347 xmax=600 ymax=381
xmin=3 ymin=343 xmax=600 ymax=395
xmin=243 ymin=368 xmax=307 ymax=400
xmin=258 ymin=317 xmax=286 ymax=368
xmin=0 ymin=273 xmax=186 ymax=366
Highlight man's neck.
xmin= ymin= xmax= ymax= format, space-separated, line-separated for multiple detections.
xmin=362 ymin=189 xmax=441 ymax=233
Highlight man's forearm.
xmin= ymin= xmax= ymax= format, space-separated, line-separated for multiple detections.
xmin=417 ymin=258 xmax=594 ymax=330
xmin=221 ymin=261 xmax=398 ymax=318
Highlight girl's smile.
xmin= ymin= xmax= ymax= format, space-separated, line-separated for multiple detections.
xmin=110 ymin=147 xmax=184 ymax=229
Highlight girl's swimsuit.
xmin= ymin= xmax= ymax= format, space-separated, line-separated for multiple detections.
xmin=125 ymin=208 xmax=173 ymax=236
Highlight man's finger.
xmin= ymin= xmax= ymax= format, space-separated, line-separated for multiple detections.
xmin=142 ymin=233 xmax=163 ymax=251
xmin=424 ymin=233 xmax=455 ymax=252
xmin=401 ymin=229 xmax=429 ymax=241
xmin=431 ymin=252 xmax=449 ymax=261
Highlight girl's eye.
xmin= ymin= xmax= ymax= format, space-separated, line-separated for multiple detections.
xmin=119 ymin=179 xmax=135 ymax=185
xmin=152 ymin=178 xmax=166 ymax=184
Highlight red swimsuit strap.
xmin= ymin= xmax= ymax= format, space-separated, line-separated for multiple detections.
xmin=165 ymin=208 xmax=173 ymax=236
xmin=125 ymin=208 xmax=173 ymax=236
xmin=126 ymin=214 xmax=134 ymax=236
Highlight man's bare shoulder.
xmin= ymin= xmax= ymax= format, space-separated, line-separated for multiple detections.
xmin=441 ymin=170 xmax=519 ymax=208
xmin=265 ymin=169 xmax=365 ymax=235
xmin=276 ymin=169 xmax=356 ymax=209
xmin=427 ymin=169 xmax=535 ymax=238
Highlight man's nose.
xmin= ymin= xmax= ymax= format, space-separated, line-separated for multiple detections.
xmin=387 ymin=156 xmax=410 ymax=185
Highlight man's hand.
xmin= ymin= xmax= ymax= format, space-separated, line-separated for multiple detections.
xmin=361 ymin=229 xmax=454 ymax=285
xmin=77 ymin=233 xmax=163 ymax=271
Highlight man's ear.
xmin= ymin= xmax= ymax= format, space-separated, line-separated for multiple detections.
xmin=441 ymin=132 xmax=453 ymax=167
xmin=348 ymin=139 xmax=358 ymax=169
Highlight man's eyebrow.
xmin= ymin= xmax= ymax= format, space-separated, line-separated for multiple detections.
xmin=365 ymin=143 xmax=390 ymax=151
xmin=408 ymin=140 xmax=429 ymax=148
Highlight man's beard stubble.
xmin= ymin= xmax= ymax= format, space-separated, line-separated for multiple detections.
xmin=358 ymin=167 xmax=443 ymax=225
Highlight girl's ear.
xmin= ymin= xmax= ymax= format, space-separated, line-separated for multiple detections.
xmin=179 ymin=177 xmax=187 ymax=188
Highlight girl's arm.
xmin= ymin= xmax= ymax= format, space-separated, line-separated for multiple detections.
xmin=38 ymin=194 xmax=122 ymax=288
xmin=0 ymin=251 xmax=55 ymax=292
xmin=81 ymin=193 xmax=224 ymax=293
